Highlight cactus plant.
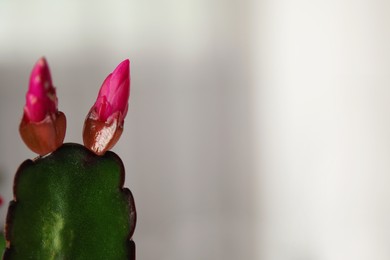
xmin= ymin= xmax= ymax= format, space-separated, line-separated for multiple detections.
xmin=3 ymin=58 xmax=136 ymax=259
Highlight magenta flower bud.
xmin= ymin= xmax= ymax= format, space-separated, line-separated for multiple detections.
xmin=94 ymin=59 xmax=130 ymax=122
xmin=24 ymin=58 xmax=57 ymax=122
xmin=19 ymin=57 xmax=66 ymax=156
xmin=83 ymin=59 xmax=131 ymax=155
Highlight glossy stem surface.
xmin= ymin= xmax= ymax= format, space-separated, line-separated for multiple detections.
xmin=4 ymin=143 xmax=136 ymax=259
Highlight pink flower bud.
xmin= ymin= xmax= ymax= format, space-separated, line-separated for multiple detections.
xmin=94 ymin=59 xmax=130 ymax=122
xmin=83 ymin=59 xmax=131 ymax=155
xmin=19 ymin=58 xmax=66 ymax=155
xmin=24 ymin=58 xmax=58 ymax=122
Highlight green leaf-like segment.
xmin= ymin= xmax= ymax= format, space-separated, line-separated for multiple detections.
xmin=0 ymin=233 xmax=5 ymax=255
xmin=4 ymin=143 xmax=136 ymax=259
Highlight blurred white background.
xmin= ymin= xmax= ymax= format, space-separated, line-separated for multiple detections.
xmin=2 ymin=0 xmax=390 ymax=260
xmin=256 ymin=0 xmax=390 ymax=260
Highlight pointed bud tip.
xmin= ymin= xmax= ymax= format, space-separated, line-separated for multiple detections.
xmin=113 ymin=59 xmax=130 ymax=78
xmin=120 ymin=59 xmax=130 ymax=68
xmin=37 ymin=57 xmax=47 ymax=66
xmin=31 ymin=57 xmax=49 ymax=77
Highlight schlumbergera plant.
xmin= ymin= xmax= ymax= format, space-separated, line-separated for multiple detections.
xmin=3 ymin=58 xmax=136 ymax=259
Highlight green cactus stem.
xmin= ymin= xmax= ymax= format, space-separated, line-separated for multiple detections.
xmin=4 ymin=143 xmax=136 ymax=259
xmin=0 ymin=233 xmax=5 ymax=255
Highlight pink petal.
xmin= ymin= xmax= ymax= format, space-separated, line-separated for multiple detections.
xmin=111 ymin=78 xmax=130 ymax=118
xmin=24 ymin=57 xmax=58 ymax=122
xmin=29 ymin=57 xmax=53 ymax=97
xmin=97 ymin=73 xmax=112 ymax=98
xmin=93 ymin=59 xmax=130 ymax=122
xmin=25 ymin=94 xmax=47 ymax=122
xmin=109 ymin=59 xmax=129 ymax=94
